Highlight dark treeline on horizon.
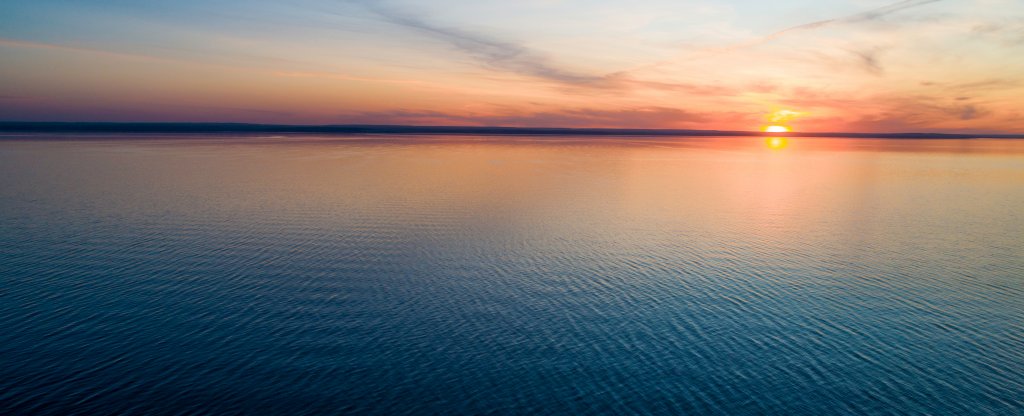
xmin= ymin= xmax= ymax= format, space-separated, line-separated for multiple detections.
xmin=1 ymin=122 xmax=1021 ymax=139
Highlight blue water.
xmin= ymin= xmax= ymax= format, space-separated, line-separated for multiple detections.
xmin=1 ymin=135 xmax=1022 ymax=415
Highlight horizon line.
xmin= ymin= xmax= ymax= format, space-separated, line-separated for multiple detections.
xmin=1 ymin=122 xmax=1022 ymax=139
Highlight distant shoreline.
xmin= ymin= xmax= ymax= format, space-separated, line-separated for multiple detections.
xmin=1 ymin=122 xmax=1022 ymax=139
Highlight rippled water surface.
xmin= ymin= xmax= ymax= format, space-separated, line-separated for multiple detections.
xmin=1 ymin=135 xmax=1022 ymax=415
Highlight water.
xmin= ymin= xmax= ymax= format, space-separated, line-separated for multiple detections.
xmin=0 ymin=134 xmax=1022 ymax=415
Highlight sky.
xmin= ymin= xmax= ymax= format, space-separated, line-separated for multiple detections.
xmin=1 ymin=0 xmax=1023 ymax=132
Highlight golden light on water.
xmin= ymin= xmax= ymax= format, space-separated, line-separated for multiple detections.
xmin=766 ymin=137 xmax=788 ymax=150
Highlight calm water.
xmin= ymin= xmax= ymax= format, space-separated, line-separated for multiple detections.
xmin=1 ymin=134 xmax=1022 ymax=415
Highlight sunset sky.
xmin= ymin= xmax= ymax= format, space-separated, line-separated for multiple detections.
xmin=1 ymin=0 xmax=1022 ymax=132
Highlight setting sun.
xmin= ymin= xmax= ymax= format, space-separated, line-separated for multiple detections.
xmin=764 ymin=125 xmax=791 ymax=133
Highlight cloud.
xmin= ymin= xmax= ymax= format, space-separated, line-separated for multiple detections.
xmin=347 ymin=0 xmax=605 ymax=87
xmin=485 ymin=107 xmax=714 ymax=128
xmin=850 ymin=48 xmax=886 ymax=75
xmin=957 ymin=104 xmax=984 ymax=120
xmin=767 ymin=109 xmax=803 ymax=124
xmin=794 ymin=91 xmax=996 ymax=132
xmin=843 ymin=0 xmax=945 ymax=23
xmin=603 ymin=73 xmax=744 ymax=96
xmin=343 ymin=1 xmax=737 ymax=95
xmin=0 ymin=37 xmax=166 ymax=62
xmin=972 ymin=21 xmax=1024 ymax=45
xmin=924 ymin=78 xmax=1022 ymax=93
xmin=716 ymin=0 xmax=945 ymax=53
xmin=0 ymin=37 xmax=273 ymax=73
xmin=337 ymin=106 xmax=720 ymax=128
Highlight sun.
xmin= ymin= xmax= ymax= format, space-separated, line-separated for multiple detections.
xmin=764 ymin=125 xmax=790 ymax=133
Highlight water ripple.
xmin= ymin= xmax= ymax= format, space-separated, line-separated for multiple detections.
xmin=1 ymin=135 xmax=1022 ymax=415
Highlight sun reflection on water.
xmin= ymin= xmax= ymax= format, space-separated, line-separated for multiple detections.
xmin=766 ymin=137 xmax=788 ymax=150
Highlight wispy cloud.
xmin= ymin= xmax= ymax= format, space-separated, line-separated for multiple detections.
xmin=0 ymin=37 xmax=270 ymax=72
xmin=972 ymin=21 xmax=1024 ymax=46
xmin=346 ymin=0 xmax=606 ymax=87
xmin=850 ymin=48 xmax=886 ymax=75
xmin=0 ymin=38 xmax=167 ymax=62
xmin=926 ymin=78 xmax=1022 ymax=93
xmin=337 ymin=106 xmax=721 ymax=128
xmin=717 ymin=0 xmax=945 ymax=52
xmin=342 ymin=1 xmax=757 ymax=96
xmin=844 ymin=0 xmax=945 ymax=23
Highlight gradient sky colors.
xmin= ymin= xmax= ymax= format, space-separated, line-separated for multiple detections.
xmin=1 ymin=0 xmax=1023 ymax=132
